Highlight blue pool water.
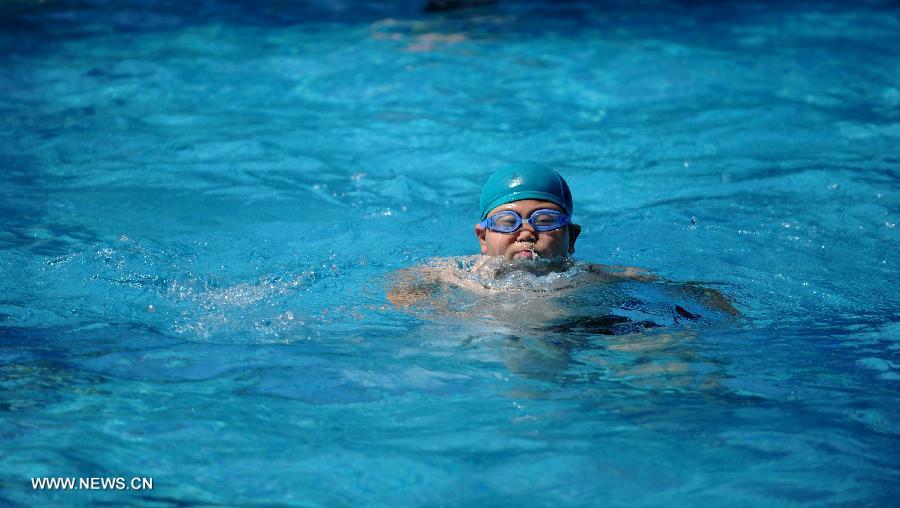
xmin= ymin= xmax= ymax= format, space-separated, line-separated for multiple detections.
xmin=2 ymin=0 xmax=899 ymax=505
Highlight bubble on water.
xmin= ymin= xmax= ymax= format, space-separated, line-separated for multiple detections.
xmin=163 ymin=268 xmax=327 ymax=340
xmin=447 ymin=256 xmax=592 ymax=293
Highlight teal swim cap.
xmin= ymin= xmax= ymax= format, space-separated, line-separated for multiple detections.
xmin=479 ymin=164 xmax=573 ymax=220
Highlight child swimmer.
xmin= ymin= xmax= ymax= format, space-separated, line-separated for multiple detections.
xmin=387 ymin=164 xmax=737 ymax=318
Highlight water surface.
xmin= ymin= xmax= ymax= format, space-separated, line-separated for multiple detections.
xmin=1 ymin=0 xmax=899 ymax=505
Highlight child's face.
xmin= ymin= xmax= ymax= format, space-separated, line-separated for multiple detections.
xmin=475 ymin=199 xmax=580 ymax=261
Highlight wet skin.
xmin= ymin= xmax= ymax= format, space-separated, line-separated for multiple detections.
xmin=475 ymin=199 xmax=582 ymax=261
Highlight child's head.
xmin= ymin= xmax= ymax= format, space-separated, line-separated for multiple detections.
xmin=475 ymin=164 xmax=580 ymax=261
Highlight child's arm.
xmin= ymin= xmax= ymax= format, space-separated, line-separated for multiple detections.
xmin=589 ymin=263 xmax=740 ymax=316
xmin=675 ymin=282 xmax=740 ymax=316
xmin=386 ymin=266 xmax=442 ymax=308
xmin=590 ymin=264 xmax=657 ymax=283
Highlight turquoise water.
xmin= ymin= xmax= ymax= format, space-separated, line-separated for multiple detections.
xmin=2 ymin=0 xmax=899 ymax=505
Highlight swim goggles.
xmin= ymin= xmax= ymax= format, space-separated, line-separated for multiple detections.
xmin=480 ymin=209 xmax=570 ymax=234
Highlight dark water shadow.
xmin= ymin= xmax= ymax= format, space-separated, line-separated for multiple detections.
xmin=4 ymin=0 xmax=894 ymax=60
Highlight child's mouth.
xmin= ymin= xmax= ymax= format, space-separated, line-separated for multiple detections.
xmin=514 ymin=248 xmax=536 ymax=259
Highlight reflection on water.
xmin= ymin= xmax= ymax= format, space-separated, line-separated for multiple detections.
xmin=0 ymin=362 xmax=106 ymax=414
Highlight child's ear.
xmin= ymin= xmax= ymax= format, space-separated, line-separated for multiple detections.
xmin=475 ymin=224 xmax=488 ymax=254
xmin=568 ymin=223 xmax=581 ymax=254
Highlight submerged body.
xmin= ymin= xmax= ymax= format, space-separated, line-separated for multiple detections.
xmin=387 ymin=254 xmax=737 ymax=385
xmin=388 ymin=255 xmax=738 ymax=331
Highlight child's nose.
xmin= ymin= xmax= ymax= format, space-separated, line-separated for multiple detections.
xmin=516 ymin=224 xmax=537 ymax=241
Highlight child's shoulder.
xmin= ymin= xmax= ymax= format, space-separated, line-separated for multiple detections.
xmin=385 ymin=256 xmax=477 ymax=307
